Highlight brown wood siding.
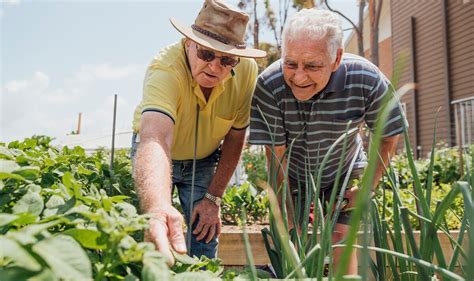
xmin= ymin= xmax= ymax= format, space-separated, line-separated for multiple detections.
xmin=391 ymin=0 xmax=473 ymax=156
xmin=448 ymin=0 xmax=474 ymax=103
xmin=391 ymin=1 xmax=416 ymax=152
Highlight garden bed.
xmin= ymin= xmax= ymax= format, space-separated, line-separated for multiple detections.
xmin=218 ymin=225 xmax=469 ymax=267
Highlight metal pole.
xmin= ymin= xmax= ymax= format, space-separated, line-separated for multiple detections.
xmin=76 ymin=112 xmax=82 ymax=134
xmin=110 ymin=94 xmax=117 ymax=171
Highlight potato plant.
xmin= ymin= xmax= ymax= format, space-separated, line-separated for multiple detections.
xmin=0 ymin=136 xmax=223 ymax=280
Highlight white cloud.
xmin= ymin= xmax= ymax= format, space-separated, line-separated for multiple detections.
xmin=68 ymin=64 xmax=141 ymax=85
xmin=4 ymin=71 xmax=50 ymax=92
xmin=1 ymin=64 xmax=143 ymax=143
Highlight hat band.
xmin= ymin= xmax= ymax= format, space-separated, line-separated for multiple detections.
xmin=191 ymin=24 xmax=246 ymax=49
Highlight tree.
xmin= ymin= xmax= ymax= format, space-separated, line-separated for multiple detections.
xmin=368 ymin=0 xmax=383 ymax=66
xmin=324 ymin=0 xmax=365 ymax=57
xmin=238 ymin=0 xmax=296 ymax=69
xmin=324 ymin=0 xmax=384 ymax=66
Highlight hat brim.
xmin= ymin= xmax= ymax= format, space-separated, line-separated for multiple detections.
xmin=170 ymin=17 xmax=267 ymax=58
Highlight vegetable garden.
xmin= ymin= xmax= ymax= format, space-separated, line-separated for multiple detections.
xmin=1 ymin=124 xmax=472 ymax=281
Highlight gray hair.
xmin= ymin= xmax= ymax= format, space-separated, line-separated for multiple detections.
xmin=281 ymin=9 xmax=343 ymax=61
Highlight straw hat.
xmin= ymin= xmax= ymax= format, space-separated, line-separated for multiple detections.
xmin=170 ymin=0 xmax=267 ymax=58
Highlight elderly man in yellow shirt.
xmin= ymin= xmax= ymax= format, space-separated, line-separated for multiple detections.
xmin=131 ymin=0 xmax=266 ymax=264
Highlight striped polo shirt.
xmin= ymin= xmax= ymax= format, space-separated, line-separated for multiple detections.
xmin=249 ymin=53 xmax=406 ymax=187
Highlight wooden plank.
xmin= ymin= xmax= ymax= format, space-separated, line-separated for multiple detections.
xmin=218 ymin=226 xmax=469 ymax=267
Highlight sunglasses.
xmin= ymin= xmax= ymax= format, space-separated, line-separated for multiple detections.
xmin=195 ymin=44 xmax=240 ymax=68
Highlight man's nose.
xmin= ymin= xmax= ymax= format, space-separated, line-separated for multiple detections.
xmin=208 ymin=58 xmax=223 ymax=72
xmin=293 ymin=67 xmax=308 ymax=82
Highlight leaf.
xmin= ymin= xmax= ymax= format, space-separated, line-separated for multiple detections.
xmin=110 ymin=195 xmax=129 ymax=203
xmin=173 ymin=250 xmax=199 ymax=265
xmin=0 ymin=213 xmax=18 ymax=227
xmin=0 ymin=146 xmax=15 ymax=159
xmin=40 ymin=172 xmax=55 ymax=186
xmin=56 ymin=197 xmax=76 ymax=214
xmin=77 ymin=165 xmax=93 ymax=175
xmin=141 ymin=252 xmax=171 ymax=281
xmin=0 ymin=267 xmax=38 ymax=281
xmin=0 ymin=172 xmax=25 ymax=181
xmin=115 ymin=202 xmax=138 ymax=217
xmin=9 ymin=213 xmax=38 ymax=227
xmin=28 ymin=184 xmax=41 ymax=193
xmin=16 ymin=220 xmax=61 ymax=238
xmin=123 ymin=273 xmax=140 ymax=281
xmin=32 ymin=234 xmax=92 ymax=280
xmin=0 ymin=159 xmax=20 ymax=173
xmin=45 ymin=195 xmax=65 ymax=209
xmin=62 ymin=228 xmax=106 ymax=250
xmin=13 ymin=166 xmax=40 ymax=181
xmin=61 ymin=172 xmax=81 ymax=199
xmin=0 ymin=236 xmax=42 ymax=271
xmin=12 ymin=191 xmax=44 ymax=216
xmin=173 ymin=272 xmax=221 ymax=281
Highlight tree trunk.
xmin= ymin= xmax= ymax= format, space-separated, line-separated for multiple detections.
xmin=357 ymin=0 xmax=366 ymax=57
xmin=253 ymin=0 xmax=259 ymax=48
xmin=369 ymin=0 xmax=382 ymax=66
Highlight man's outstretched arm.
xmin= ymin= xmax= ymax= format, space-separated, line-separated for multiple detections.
xmin=134 ymin=111 xmax=186 ymax=265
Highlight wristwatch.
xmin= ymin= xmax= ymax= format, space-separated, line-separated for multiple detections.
xmin=204 ymin=192 xmax=222 ymax=206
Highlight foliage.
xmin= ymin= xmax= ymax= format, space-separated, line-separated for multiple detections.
xmin=241 ymin=146 xmax=268 ymax=186
xmin=374 ymin=183 xmax=465 ymax=231
xmin=385 ymin=144 xmax=466 ymax=190
xmin=221 ymin=182 xmax=269 ymax=225
xmin=226 ymin=143 xmax=469 ymax=229
xmin=255 ymin=42 xmax=280 ymax=72
xmin=0 ymin=136 xmax=224 ymax=280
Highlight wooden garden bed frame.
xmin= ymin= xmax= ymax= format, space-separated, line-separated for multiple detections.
xmin=218 ymin=225 xmax=468 ymax=267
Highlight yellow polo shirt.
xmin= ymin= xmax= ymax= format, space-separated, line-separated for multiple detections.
xmin=132 ymin=40 xmax=258 ymax=160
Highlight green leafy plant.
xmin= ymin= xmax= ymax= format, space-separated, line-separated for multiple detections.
xmin=0 ymin=136 xmax=225 ymax=280
xmin=221 ymin=182 xmax=269 ymax=225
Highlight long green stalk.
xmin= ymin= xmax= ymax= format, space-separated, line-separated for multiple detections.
xmin=334 ymin=83 xmax=414 ymax=280
xmin=334 ymin=244 xmax=465 ymax=280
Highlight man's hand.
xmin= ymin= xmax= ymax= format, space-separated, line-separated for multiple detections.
xmin=144 ymin=205 xmax=187 ymax=266
xmin=191 ymin=199 xmax=221 ymax=243
xmin=341 ymin=185 xmax=375 ymax=211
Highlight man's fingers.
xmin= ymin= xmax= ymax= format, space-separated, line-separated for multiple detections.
xmin=168 ymin=213 xmax=187 ymax=253
xmin=191 ymin=208 xmax=198 ymax=225
xmin=193 ymin=220 xmax=204 ymax=235
xmin=205 ymin=225 xmax=216 ymax=243
xmin=148 ymin=220 xmax=174 ymax=266
xmin=196 ymin=224 xmax=210 ymax=241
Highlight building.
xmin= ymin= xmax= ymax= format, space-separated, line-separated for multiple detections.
xmin=345 ymin=0 xmax=473 ymax=158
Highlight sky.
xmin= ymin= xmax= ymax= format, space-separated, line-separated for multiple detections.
xmin=1 ymin=0 xmax=358 ymax=144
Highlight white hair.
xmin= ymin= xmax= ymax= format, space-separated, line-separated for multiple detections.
xmin=282 ymin=9 xmax=343 ymax=61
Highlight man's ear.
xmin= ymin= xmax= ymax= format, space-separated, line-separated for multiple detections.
xmin=332 ymin=48 xmax=344 ymax=72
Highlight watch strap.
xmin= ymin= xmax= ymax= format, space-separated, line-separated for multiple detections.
xmin=204 ymin=192 xmax=221 ymax=206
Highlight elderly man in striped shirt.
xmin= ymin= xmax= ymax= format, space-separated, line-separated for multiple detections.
xmin=249 ymin=9 xmax=406 ymax=274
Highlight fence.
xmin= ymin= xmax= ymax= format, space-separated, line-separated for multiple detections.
xmin=452 ymin=96 xmax=474 ymax=149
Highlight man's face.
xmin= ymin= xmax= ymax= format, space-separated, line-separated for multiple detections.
xmin=282 ymin=39 xmax=342 ymax=101
xmin=186 ymin=40 xmax=238 ymax=89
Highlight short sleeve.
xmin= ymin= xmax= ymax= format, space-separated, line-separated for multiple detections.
xmin=364 ymin=73 xmax=407 ymax=137
xmin=249 ymin=77 xmax=286 ymax=145
xmin=140 ymin=67 xmax=181 ymax=123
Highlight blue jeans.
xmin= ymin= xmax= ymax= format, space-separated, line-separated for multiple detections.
xmin=131 ymin=133 xmax=220 ymax=259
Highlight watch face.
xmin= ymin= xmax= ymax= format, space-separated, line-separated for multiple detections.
xmin=215 ymin=197 xmax=222 ymax=205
